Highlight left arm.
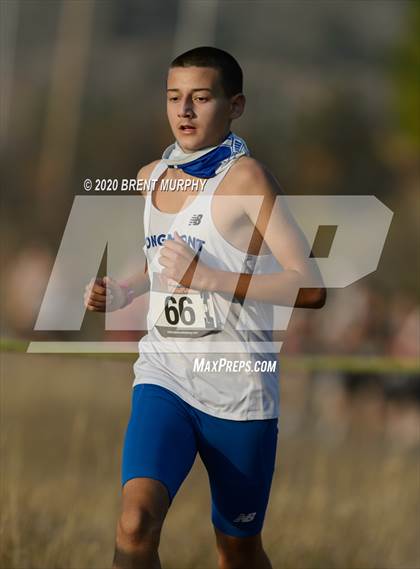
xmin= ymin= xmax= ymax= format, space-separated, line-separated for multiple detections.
xmin=159 ymin=162 xmax=326 ymax=308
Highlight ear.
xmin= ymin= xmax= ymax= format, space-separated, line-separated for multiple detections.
xmin=230 ymin=93 xmax=246 ymax=120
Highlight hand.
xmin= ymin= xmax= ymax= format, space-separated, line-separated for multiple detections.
xmin=84 ymin=276 xmax=128 ymax=312
xmin=158 ymin=231 xmax=212 ymax=290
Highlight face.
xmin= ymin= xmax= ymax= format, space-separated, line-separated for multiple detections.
xmin=166 ymin=66 xmax=245 ymax=152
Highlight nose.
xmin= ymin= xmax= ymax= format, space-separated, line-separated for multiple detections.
xmin=178 ymin=97 xmax=194 ymax=118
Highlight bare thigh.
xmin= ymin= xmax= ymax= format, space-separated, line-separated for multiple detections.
xmin=214 ymin=526 xmax=263 ymax=555
xmin=214 ymin=526 xmax=272 ymax=568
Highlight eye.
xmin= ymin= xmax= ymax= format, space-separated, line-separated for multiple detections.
xmin=194 ymin=97 xmax=208 ymax=103
xmin=168 ymin=96 xmax=179 ymax=102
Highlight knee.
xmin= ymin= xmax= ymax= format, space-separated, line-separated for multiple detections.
xmin=218 ymin=550 xmax=251 ymax=569
xmin=216 ymin=535 xmax=263 ymax=569
xmin=117 ymin=507 xmax=163 ymax=547
xmin=218 ymin=553 xmax=251 ymax=569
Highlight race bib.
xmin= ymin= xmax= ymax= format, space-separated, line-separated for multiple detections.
xmin=149 ymin=273 xmax=221 ymax=338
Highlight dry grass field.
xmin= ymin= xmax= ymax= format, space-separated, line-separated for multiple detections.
xmin=1 ymin=352 xmax=419 ymax=569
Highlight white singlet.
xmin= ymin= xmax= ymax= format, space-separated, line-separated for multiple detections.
xmin=133 ymin=160 xmax=283 ymax=420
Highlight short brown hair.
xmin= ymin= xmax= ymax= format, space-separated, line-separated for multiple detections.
xmin=170 ymin=46 xmax=243 ymax=98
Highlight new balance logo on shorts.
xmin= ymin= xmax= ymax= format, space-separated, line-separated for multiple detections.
xmin=188 ymin=213 xmax=203 ymax=226
xmin=234 ymin=512 xmax=256 ymax=523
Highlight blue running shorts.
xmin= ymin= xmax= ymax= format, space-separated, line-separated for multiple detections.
xmin=121 ymin=383 xmax=278 ymax=537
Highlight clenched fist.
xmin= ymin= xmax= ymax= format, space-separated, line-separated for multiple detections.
xmin=84 ymin=276 xmax=129 ymax=312
xmin=158 ymin=231 xmax=212 ymax=290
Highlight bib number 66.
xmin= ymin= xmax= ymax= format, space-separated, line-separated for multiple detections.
xmin=164 ymin=295 xmax=196 ymax=326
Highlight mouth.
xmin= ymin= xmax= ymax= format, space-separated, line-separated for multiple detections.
xmin=179 ymin=124 xmax=197 ymax=134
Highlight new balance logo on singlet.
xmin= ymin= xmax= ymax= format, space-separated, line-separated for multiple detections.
xmin=234 ymin=512 xmax=256 ymax=523
xmin=188 ymin=213 xmax=203 ymax=226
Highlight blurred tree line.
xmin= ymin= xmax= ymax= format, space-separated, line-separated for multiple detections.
xmin=1 ymin=0 xmax=418 ymax=310
xmin=393 ymin=0 xmax=420 ymax=148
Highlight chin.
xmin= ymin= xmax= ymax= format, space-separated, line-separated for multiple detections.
xmin=177 ymin=139 xmax=205 ymax=152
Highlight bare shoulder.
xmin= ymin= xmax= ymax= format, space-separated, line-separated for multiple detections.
xmin=135 ymin=160 xmax=161 ymax=196
xmin=224 ymin=156 xmax=283 ymax=196
xmin=137 ymin=160 xmax=161 ymax=180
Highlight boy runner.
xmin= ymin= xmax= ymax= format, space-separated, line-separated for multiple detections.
xmin=85 ymin=46 xmax=325 ymax=569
